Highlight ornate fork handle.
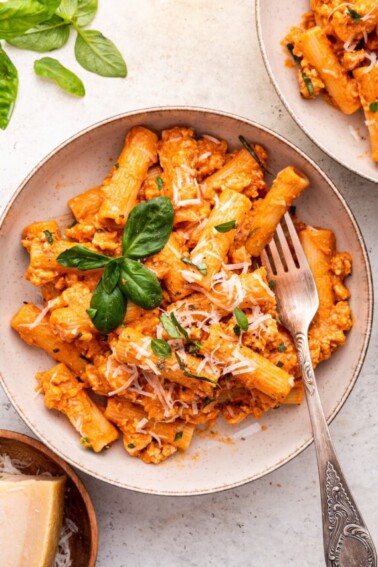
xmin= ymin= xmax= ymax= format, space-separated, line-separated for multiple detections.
xmin=294 ymin=331 xmax=377 ymax=567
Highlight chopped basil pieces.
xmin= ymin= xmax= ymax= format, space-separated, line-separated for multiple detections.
xmin=369 ymin=102 xmax=378 ymax=113
xmin=301 ymin=72 xmax=314 ymax=96
xmin=156 ymin=176 xmax=164 ymax=190
xmin=278 ymin=342 xmax=287 ymax=353
xmin=181 ymin=256 xmax=208 ymax=275
xmin=214 ymin=220 xmax=236 ymax=233
xmin=151 ymin=338 xmax=172 ymax=358
xmin=174 ymin=431 xmax=183 ymax=442
xmin=43 ymin=229 xmax=54 ymax=244
xmin=346 ymin=6 xmax=362 ymax=22
xmin=286 ymin=42 xmax=301 ymax=63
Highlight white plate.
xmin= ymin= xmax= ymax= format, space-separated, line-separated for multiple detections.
xmin=256 ymin=0 xmax=378 ymax=182
xmin=0 ymin=107 xmax=373 ymax=495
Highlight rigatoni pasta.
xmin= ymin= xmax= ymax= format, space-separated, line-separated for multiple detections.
xmin=11 ymin=126 xmax=353 ymax=464
xmin=284 ymin=2 xmax=378 ymax=161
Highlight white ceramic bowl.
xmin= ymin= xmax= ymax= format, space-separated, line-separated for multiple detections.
xmin=256 ymin=0 xmax=378 ymax=183
xmin=0 ymin=107 xmax=373 ymax=495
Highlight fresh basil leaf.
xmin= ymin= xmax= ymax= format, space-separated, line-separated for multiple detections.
xmin=151 ymin=338 xmax=172 ymax=359
xmin=0 ymin=0 xmax=61 ymax=39
xmin=57 ymin=245 xmax=111 ymax=270
xmin=174 ymin=431 xmax=183 ymax=442
xmin=88 ymin=278 xmax=126 ymax=334
xmin=233 ymin=324 xmax=241 ymax=337
xmin=56 ymin=0 xmax=78 ymax=20
xmin=169 ymin=312 xmax=189 ymax=340
xmin=43 ymin=229 xmax=54 ymax=244
xmin=118 ymin=258 xmax=162 ymax=310
xmin=286 ymin=42 xmax=301 ymax=64
xmin=301 ymin=71 xmax=314 ymax=96
xmin=74 ymin=28 xmax=126 ymax=77
xmin=7 ymin=15 xmax=69 ymax=52
xmin=278 ymin=342 xmax=286 ymax=353
xmin=346 ymin=6 xmax=361 ymax=22
xmin=369 ymin=101 xmax=378 ymax=113
xmin=239 ymin=135 xmax=266 ymax=171
xmin=156 ymin=176 xmax=164 ymax=190
xmin=0 ymin=43 xmax=18 ymax=129
xmin=214 ymin=220 xmax=236 ymax=233
xmin=234 ymin=307 xmax=248 ymax=331
xmin=160 ymin=314 xmax=182 ymax=339
xmin=181 ymin=256 xmax=208 ymax=275
xmin=122 ymin=197 xmax=174 ymax=259
xmin=76 ymin=0 xmax=97 ymax=26
xmin=102 ymin=261 xmax=120 ymax=294
xmin=34 ymin=57 xmax=85 ymax=96
xmin=174 ymin=352 xmax=217 ymax=386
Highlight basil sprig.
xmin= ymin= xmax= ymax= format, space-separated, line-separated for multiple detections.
xmin=0 ymin=0 xmax=127 ymax=128
xmin=57 ymin=196 xmax=174 ymax=334
xmin=0 ymin=42 xmax=18 ymax=129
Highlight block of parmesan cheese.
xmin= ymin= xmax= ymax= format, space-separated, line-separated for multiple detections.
xmin=0 ymin=474 xmax=66 ymax=567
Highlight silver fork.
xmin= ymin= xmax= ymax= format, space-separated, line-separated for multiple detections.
xmin=261 ymin=213 xmax=377 ymax=567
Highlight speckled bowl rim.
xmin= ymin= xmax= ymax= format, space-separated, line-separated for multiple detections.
xmin=0 ymin=429 xmax=98 ymax=563
xmin=0 ymin=106 xmax=374 ymax=496
xmin=255 ymin=0 xmax=378 ymax=184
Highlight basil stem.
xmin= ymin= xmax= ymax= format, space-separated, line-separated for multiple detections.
xmin=239 ymin=135 xmax=266 ymax=171
xmin=174 ymin=352 xmax=217 ymax=386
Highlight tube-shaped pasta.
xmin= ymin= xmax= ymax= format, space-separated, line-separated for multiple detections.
xmin=331 ymin=1 xmax=378 ymax=42
xmin=281 ymin=382 xmax=304 ymax=405
xmin=298 ymin=26 xmax=360 ymax=114
xmin=188 ymin=189 xmax=252 ymax=289
xmin=299 ymin=226 xmax=335 ymax=318
xmin=105 ymin=398 xmax=195 ymax=451
xmin=114 ymin=327 xmax=219 ymax=393
xmin=22 ymin=220 xmax=61 ymax=252
xmin=11 ymin=303 xmax=87 ymax=376
xmin=201 ymin=147 xmax=266 ymax=199
xmin=245 ymin=166 xmax=309 ymax=257
xmin=98 ymin=126 xmax=158 ymax=228
xmin=48 ymin=282 xmax=96 ymax=342
xmin=203 ymin=324 xmax=293 ymax=402
xmin=36 ymin=363 xmax=119 ymax=452
xmin=354 ymin=66 xmax=378 ymax=162
xmin=25 ymin=240 xmax=101 ymax=286
xmin=68 ymin=187 xmax=103 ymax=221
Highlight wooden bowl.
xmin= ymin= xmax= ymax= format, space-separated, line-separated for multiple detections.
xmin=0 ymin=429 xmax=98 ymax=567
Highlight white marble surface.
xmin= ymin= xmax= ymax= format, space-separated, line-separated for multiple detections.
xmin=0 ymin=1 xmax=377 ymax=565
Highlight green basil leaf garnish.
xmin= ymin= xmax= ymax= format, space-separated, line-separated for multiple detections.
xmin=160 ymin=314 xmax=182 ymax=339
xmin=278 ymin=342 xmax=287 ymax=353
xmin=181 ymin=256 xmax=208 ymax=275
xmin=214 ymin=220 xmax=236 ymax=233
xmin=0 ymin=43 xmax=18 ymax=129
xmin=87 ymin=278 xmax=126 ymax=334
xmin=122 ymin=196 xmax=174 ymax=259
xmin=369 ymin=101 xmax=378 ymax=113
xmin=43 ymin=229 xmax=54 ymax=244
xmin=151 ymin=338 xmax=172 ymax=359
xmin=34 ymin=56 xmax=85 ymax=96
xmin=74 ymin=28 xmax=127 ymax=77
xmin=286 ymin=42 xmax=301 ymax=63
xmin=0 ymin=0 xmax=61 ymax=39
xmin=346 ymin=6 xmax=361 ymax=22
xmin=234 ymin=307 xmax=248 ymax=331
xmin=174 ymin=352 xmax=217 ymax=386
xmin=156 ymin=176 xmax=164 ymax=190
xmin=169 ymin=312 xmax=189 ymax=340
xmin=118 ymin=258 xmax=162 ymax=310
xmin=57 ymin=245 xmax=111 ymax=270
xmin=174 ymin=431 xmax=183 ymax=442
xmin=301 ymin=71 xmax=314 ymax=96
xmin=233 ymin=324 xmax=241 ymax=337
xmin=6 ymin=15 xmax=70 ymax=52
xmin=239 ymin=135 xmax=266 ymax=171
xmin=56 ymin=0 xmax=78 ymax=20
xmin=102 ymin=261 xmax=120 ymax=294
xmin=75 ymin=0 xmax=98 ymax=27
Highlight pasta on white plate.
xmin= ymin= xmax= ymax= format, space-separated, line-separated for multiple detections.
xmin=11 ymin=125 xmax=353 ymax=464
xmin=284 ymin=1 xmax=378 ymax=161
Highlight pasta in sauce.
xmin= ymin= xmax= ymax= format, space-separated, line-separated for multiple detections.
xmin=11 ymin=126 xmax=352 ymax=464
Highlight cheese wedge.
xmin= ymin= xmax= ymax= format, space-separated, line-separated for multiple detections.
xmin=0 ymin=474 xmax=66 ymax=567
